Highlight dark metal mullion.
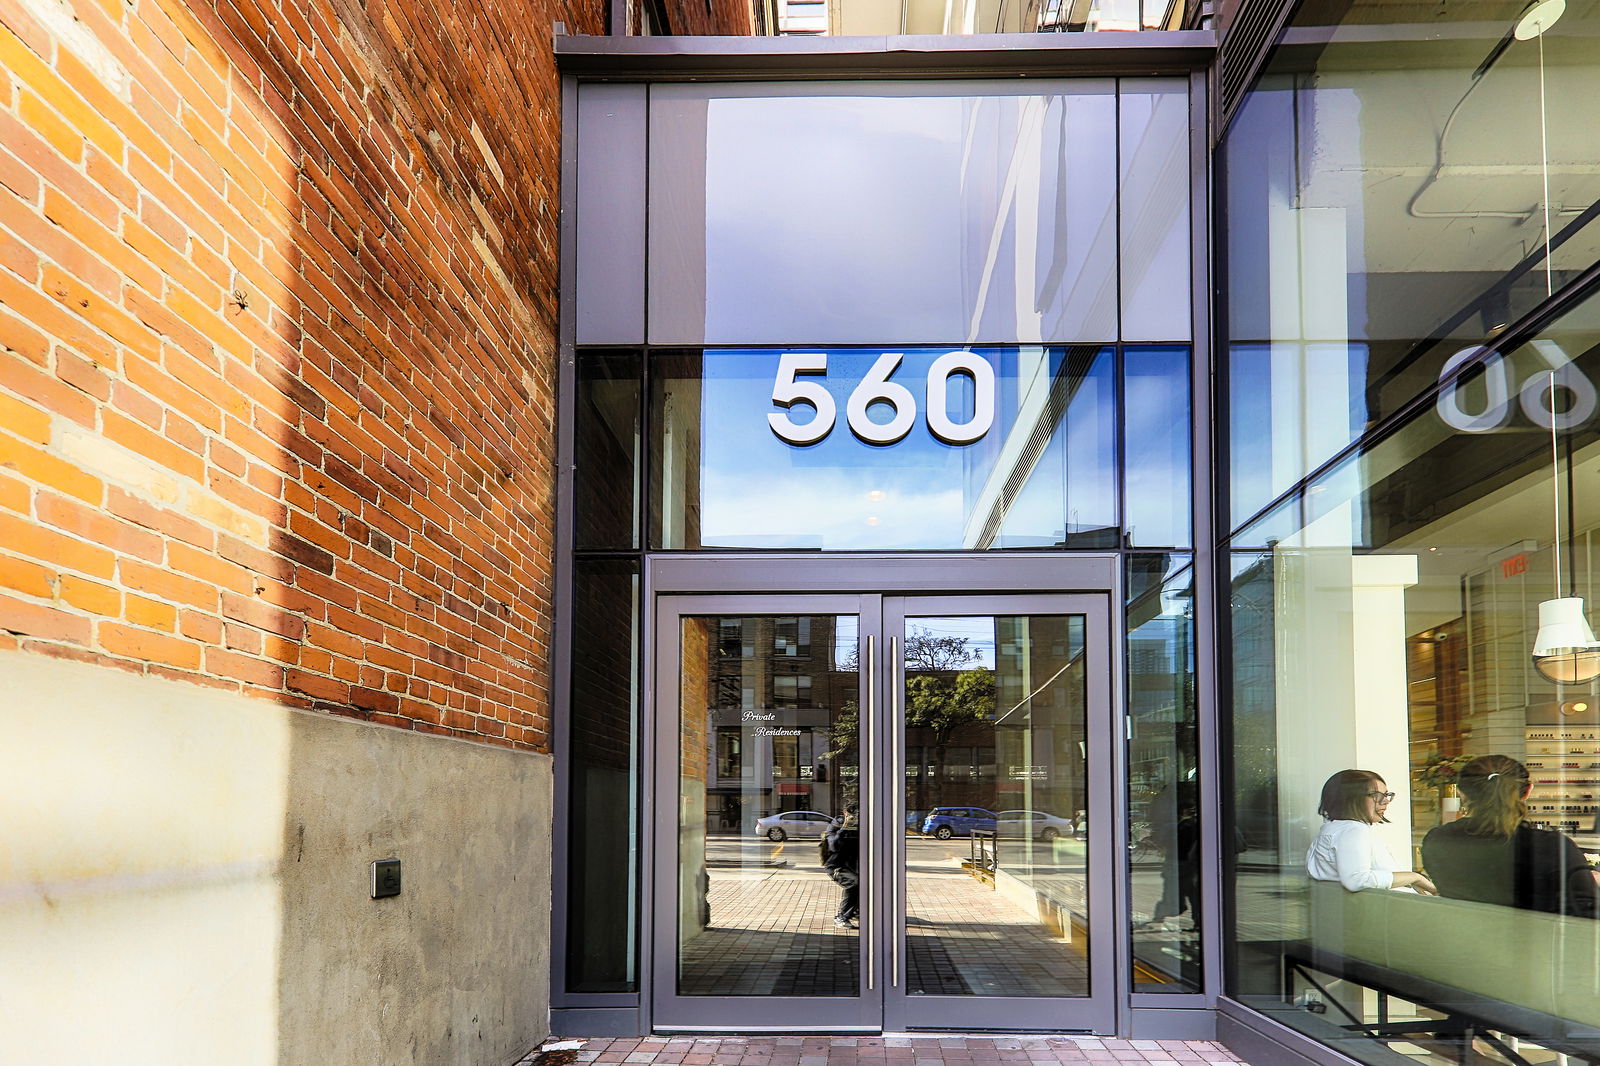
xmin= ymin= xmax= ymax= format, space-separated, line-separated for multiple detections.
xmin=1109 ymin=79 xmax=1140 ymax=1028
xmin=633 ymin=80 xmax=654 ymax=1012
xmin=1186 ymin=57 xmax=1223 ymax=1012
xmin=639 ymin=350 xmax=651 ymax=553
xmin=1114 ymin=80 xmax=1128 ymax=549
xmin=552 ymin=72 xmax=581 ymax=1007
xmin=1190 ymin=56 xmax=1222 ymax=1005
xmin=639 ymin=81 xmax=654 ymax=555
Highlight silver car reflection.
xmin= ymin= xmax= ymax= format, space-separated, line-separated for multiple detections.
xmin=995 ymin=809 xmax=1075 ymax=841
xmin=753 ymin=810 xmax=835 ymax=842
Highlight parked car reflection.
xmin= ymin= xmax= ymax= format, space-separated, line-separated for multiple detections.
xmin=754 ymin=810 xmax=835 ymax=842
xmin=919 ymin=807 xmax=998 ymax=839
xmin=996 ymin=809 xmax=1074 ymax=841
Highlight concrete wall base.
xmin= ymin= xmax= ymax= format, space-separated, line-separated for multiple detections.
xmin=0 ymin=649 xmax=553 ymax=1066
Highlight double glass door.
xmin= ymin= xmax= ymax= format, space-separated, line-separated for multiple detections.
xmin=652 ymin=593 xmax=1114 ymax=1032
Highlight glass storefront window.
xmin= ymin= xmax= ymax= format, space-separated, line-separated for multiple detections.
xmin=1126 ymin=554 xmax=1201 ymax=992
xmin=1125 ymin=347 xmax=1192 ymax=547
xmin=1119 ymin=81 xmax=1192 ymax=345
xmin=1221 ymin=2 xmax=1600 ymax=528
xmin=1225 ymin=279 xmax=1600 ymax=1062
xmin=575 ymin=352 xmax=642 ymax=550
xmin=561 ymin=72 xmax=1206 ymax=1017
xmin=644 ymin=345 xmax=1192 ymax=551
xmin=649 ymin=81 xmax=1136 ymax=347
xmin=566 ymin=558 xmax=642 ymax=992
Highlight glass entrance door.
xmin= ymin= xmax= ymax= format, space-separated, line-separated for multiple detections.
xmin=885 ymin=597 xmax=1113 ymax=1032
xmin=651 ymin=593 xmax=1113 ymax=1033
xmin=653 ymin=595 xmax=878 ymax=1030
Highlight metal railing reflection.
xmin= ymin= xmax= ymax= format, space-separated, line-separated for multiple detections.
xmin=968 ymin=829 xmax=998 ymax=881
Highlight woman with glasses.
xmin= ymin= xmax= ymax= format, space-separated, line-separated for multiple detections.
xmin=1307 ymin=769 xmax=1437 ymax=894
xmin=1420 ymin=754 xmax=1598 ymax=917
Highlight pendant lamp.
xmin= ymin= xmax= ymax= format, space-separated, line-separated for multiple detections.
xmin=1532 ymin=373 xmax=1600 ymax=683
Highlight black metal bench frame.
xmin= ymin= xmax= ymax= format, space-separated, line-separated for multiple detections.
xmin=1280 ymin=940 xmax=1600 ymax=1066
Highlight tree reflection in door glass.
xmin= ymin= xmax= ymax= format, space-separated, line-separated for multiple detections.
xmin=677 ymin=615 xmax=862 ymax=996
xmin=903 ymin=615 xmax=1092 ymax=997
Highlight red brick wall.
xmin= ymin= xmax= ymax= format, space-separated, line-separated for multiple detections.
xmin=0 ymin=0 xmax=623 ymax=750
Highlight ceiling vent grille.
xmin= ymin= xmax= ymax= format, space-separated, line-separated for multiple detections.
xmin=1218 ymin=0 xmax=1297 ymax=134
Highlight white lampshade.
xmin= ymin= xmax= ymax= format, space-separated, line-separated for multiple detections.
xmin=1532 ymin=597 xmax=1600 ymax=683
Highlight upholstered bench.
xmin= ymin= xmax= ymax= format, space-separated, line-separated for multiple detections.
xmin=1285 ymin=881 xmax=1600 ymax=1060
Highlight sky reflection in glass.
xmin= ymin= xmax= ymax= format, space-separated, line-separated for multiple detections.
xmin=652 ymin=347 xmax=1124 ymax=550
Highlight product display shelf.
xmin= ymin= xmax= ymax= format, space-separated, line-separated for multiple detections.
xmin=1524 ymin=725 xmax=1600 ymax=851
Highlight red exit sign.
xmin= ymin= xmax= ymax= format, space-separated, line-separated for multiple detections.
xmin=1502 ymin=553 xmax=1529 ymax=578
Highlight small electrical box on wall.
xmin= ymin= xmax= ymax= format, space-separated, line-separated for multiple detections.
xmin=371 ymin=858 xmax=402 ymax=899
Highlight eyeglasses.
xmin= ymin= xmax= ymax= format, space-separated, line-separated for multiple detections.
xmin=1366 ymin=791 xmax=1397 ymax=803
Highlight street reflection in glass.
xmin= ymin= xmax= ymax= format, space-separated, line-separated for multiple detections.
xmin=677 ymin=615 xmax=862 ymax=996
xmin=1126 ymin=555 xmax=1202 ymax=991
xmin=901 ymin=615 xmax=1092 ymax=997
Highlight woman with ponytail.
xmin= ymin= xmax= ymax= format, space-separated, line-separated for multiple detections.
xmin=1421 ymin=754 xmax=1599 ymax=917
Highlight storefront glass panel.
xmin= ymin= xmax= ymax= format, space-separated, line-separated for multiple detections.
xmin=567 ymin=557 xmax=642 ymax=992
xmin=1125 ymin=553 xmax=1200 ymax=991
xmin=646 ymin=346 xmax=1193 ymax=552
xmin=1124 ymin=347 xmax=1192 ymax=548
xmin=1118 ymin=81 xmax=1192 ymax=345
xmin=575 ymin=352 xmax=642 ymax=550
xmin=649 ymin=82 xmax=1120 ymax=347
xmin=1225 ymin=279 xmax=1600 ymax=1063
xmin=1221 ymin=2 xmax=1600 ymax=528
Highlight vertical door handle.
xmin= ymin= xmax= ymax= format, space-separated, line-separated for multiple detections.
xmin=889 ymin=634 xmax=900 ymax=989
xmin=864 ymin=633 xmax=877 ymax=992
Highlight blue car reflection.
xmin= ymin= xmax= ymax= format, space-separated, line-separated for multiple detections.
xmin=919 ymin=807 xmax=998 ymax=839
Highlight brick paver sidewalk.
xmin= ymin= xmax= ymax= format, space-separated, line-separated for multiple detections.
xmin=521 ymin=1035 xmax=1250 ymax=1065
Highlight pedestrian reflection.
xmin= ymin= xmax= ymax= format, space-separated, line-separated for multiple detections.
xmin=823 ymin=802 xmax=860 ymax=929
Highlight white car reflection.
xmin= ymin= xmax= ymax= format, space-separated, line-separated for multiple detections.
xmin=754 ymin=810 xmax=835 ymax=842
xmin=995 ymin=809 xmax=1074 ymax=841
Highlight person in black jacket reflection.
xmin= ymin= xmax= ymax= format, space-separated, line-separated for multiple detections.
xmin=824 ymin=802 xmax=860 ymax=929
xmin=1421 ymin=754 xmax=1599 ymax=918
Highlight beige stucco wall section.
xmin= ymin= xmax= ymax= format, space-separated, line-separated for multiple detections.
xmin=0 ymin=648 xmax=552 ymax=1066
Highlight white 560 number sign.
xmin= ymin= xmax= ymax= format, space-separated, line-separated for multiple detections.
xmin=768 ymin=351 xmax=996 ymax=447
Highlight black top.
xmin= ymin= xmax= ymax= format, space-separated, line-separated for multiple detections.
xmin=824 ymin=822 xmax=859 ymax=875
xmin=1421 ymin=820 xmax=1599 ymax=918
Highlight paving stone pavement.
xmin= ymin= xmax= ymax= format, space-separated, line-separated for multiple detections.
xmin=519 ymin=1035 xmax=1251 ymax=1066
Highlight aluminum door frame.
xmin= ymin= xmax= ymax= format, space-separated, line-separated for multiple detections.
xmin=644 ymin=554 xmax=1127 ymax=1035
xmin=650 ymin=591 xmax=884 ymax=1031
xmin=881 ymin=593 xmax=1117 ymax=1034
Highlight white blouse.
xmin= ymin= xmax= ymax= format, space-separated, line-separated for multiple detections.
xmin=1306 ymin=819 xmax=1397 ymax=891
